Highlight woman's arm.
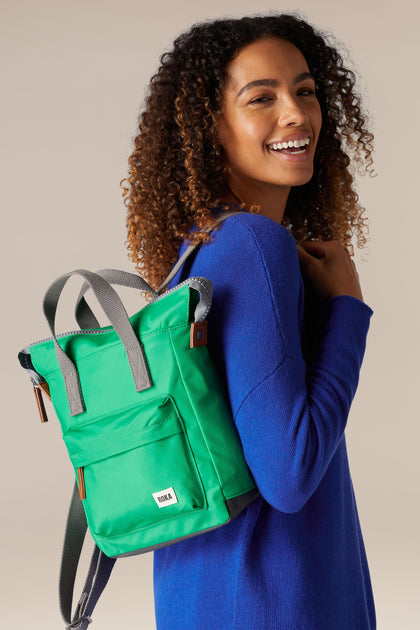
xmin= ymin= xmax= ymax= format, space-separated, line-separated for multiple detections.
xmin=185 ymin=213 xmax=373 ymax=513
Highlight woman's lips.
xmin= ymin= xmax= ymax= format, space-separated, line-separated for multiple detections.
xmin=268 ymin=142 xmax=312 ymax=161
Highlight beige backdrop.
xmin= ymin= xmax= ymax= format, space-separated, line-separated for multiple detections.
xmin=2 ymin=1 xmax=418 ymax=628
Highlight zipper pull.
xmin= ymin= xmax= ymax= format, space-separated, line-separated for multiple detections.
xmin=32 ymin=381 xmax=50 ymax=423
xmin=77 ymin=468 xmax=86 ymax=500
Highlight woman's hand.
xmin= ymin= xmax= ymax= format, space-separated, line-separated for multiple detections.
xmin=296 ymin=240 xmax=364 ymax=302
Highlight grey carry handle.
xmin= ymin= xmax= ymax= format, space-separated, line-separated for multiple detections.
xmin=43 ymin=269 xmax=152 ymax=416
xmin=74 ymin=211 xmax=242 ymax=329
xmin=75 ymin=270 xmax=212 ymax=329
xmin=75 ymin=268 xmax=158 ymax=329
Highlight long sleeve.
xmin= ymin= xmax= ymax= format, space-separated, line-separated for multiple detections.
xmin=180 ymin=212 xmax=373 ymax=513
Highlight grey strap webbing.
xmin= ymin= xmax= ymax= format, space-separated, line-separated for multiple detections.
xmin=60 ymin=483 xmax=116 ymax=630
xmin=59 ymin=483 xmax=87 ymax=627
xmin=75 ymin=269 xmax=158 ymax=329
xmin=43 ymin=269 xmax=152 ymax=416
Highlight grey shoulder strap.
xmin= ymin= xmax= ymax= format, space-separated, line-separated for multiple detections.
xmin=59 ymin=483 xmax=116 ymax=630
xmin=157 ymin=210 xmax=243 ymax=294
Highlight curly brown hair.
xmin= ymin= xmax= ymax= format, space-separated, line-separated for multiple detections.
xmin=123 ymin=13 xmax=374 ymax=290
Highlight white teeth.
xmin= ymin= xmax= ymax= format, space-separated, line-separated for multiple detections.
xmin=269 ymin=137 xmax=310 ymax=151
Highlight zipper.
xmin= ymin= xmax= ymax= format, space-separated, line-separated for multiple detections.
xmin=27 ymin=326 xmax=112 ymax=350
xmin=154 ymin=276 xmax=209 ymax=309
xmin=25 ymin=275 xmax=208 ymax=351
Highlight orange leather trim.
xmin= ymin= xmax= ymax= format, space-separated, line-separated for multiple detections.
xmin=33 ymin=385 xmax=49 ymax=423
xmin=77 ymin=468 xmax=86 ymax=500
xmin=190 ymin=321 xmax=208 ymax=348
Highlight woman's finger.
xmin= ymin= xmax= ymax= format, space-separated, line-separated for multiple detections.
xmin=295 ymin=239 xmax=363 ymax=301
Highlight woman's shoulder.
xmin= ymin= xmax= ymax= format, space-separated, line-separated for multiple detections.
xmin=214 ymin=210 xmax=295 ymax=242
xmin=188 ymin=211 xmax=303 ymax=323
xmin=203 ymin=211 xmax=299 ymax=270
xmin=171 ymin=211 xmax=302 ymax=302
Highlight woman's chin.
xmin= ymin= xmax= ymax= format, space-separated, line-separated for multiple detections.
xmin=285 ymin=169 xmax=314 ymax=188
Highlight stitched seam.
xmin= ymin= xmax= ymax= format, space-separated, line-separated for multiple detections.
xmin=231 ymin=215 xmax=290 ymax=348
xmin=234 ymin=358 xmax=286 ymax=422
xmin=167 ymin=329 xmax=225 ymax=496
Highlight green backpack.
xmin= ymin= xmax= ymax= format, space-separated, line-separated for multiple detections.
xmin=18 ymin=217 xmax=258 ymax=629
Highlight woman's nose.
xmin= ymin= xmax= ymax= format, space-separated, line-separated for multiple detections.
xmin=276 ymin=96 xmax=308 ymax=127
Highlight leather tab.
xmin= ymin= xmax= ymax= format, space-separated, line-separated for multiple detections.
xmin=190 ymin=321 xmax=208 ymax=348
xmin=33 ymin=385 xmax=49 ymax=423
xmin=38 ymin=380 xmax=51 ymax=400
xmin=77 ymin=468 xmax=86 ymax=500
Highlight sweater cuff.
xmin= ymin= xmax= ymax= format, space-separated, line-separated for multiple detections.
xmin=317 ymin=295 xmax=373 ymax=356
xmin=321 ymin=294 xmax=373 ymax=322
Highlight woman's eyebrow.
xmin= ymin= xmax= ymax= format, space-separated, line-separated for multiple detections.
xmin=294 ymin=72 xmax=314 ymax=84
xmin=236 ymin=72 xmax=315 ymax=99
xmin=236 ymin=78 xmax=278 ymax=98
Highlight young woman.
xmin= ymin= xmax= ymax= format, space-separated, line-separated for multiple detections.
xmin=123 ymin=14 xmax=376 ymax=630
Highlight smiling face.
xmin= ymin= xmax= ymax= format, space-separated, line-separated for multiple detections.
xmin=217 ymin=37 xmax=322 ymax=220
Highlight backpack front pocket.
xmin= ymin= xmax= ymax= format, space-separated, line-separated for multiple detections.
xmin=67 ymin=396 xmax=206 ymax=539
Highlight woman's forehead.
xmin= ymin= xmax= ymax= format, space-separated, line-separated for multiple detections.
xmin=223 ymin=38 xmax=311 ymax=95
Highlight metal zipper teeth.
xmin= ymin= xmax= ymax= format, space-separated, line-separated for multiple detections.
xmin=154 ymin=276 xmax=207 ymax=302
xmin=26 ymin=276 xmax=210 ymax=349
xmin=28 ymin=326 xmax=112 ymax=349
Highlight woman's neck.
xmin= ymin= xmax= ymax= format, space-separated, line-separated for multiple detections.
xmin=224 ymin=179 xmax=290 ymax=225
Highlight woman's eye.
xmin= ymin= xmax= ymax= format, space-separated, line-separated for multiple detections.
xmin=298 ymin=88 xmax=316 ymax=96
xmin=249 ymin=96 xmax=272 ymax=105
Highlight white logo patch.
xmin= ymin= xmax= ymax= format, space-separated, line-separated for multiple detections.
xmin=152 ymin=487 xmax=178 ymax=508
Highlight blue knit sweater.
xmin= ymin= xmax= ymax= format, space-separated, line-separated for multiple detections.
xmin=153 ymin=213 xmax=376 ymax=629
